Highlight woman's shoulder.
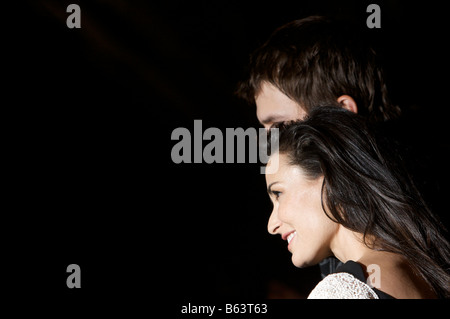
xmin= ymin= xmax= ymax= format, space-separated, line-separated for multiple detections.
xmin=307 ymin=271 xmax=379 ymax=299
xmin=307 ymin=260 xmax=394 ymax=299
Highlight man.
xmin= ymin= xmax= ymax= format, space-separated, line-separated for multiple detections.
xmin=237 ymin=16 xmax=400 ymax=279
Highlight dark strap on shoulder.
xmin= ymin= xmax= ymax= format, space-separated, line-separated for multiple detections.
xmin=335 ymin=260 xmax=366 ymax=281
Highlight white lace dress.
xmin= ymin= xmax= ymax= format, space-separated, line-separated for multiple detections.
xmin=308 ymin=272 xmax=379 ymax=299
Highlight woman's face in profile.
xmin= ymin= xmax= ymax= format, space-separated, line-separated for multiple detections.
xmin=265 ymin=152 xmax=338 ymax=267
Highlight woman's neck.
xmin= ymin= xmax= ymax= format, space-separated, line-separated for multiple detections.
xmin=329 ymin=225 xmax=437 ymax=298
xmin=329 ymin=225 xmax=371 ymax=263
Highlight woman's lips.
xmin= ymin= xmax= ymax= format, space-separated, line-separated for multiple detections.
xmin=287 ymin=231 xmax=296 ymax=244
xmin=282 ymin=230 xmax=297 ymax=250
xmin=282 ymin=230 xmax=295 ymax=241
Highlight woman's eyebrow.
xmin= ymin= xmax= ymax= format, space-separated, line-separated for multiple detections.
xmin=267 ymin=181 xmax=280 ymax=195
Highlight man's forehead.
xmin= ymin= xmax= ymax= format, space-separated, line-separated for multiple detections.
xmin=255 ymin=83 xmax=306 ymax=125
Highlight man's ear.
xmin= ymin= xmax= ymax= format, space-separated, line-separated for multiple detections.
xmin=337 ymin=95 xmax=358 ymax=114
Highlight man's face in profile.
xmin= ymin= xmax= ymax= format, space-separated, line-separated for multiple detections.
xmin=255 ymin=82 xmax=307 ymax=129
xmin=255 ymin=82 xmax=358 ymax=129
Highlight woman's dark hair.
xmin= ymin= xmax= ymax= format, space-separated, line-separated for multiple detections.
xmin=270 ymin=106 xmax=450 ymax=298
xmin=237 ymin=16 xmax=401 ymax=123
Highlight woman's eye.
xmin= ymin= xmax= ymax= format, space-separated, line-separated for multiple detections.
xmin=272 ymin=191 xmax=281 ymax=199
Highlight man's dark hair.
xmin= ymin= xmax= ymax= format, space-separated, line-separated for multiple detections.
xmin=237 ymin=16 xmax=401 ymax=123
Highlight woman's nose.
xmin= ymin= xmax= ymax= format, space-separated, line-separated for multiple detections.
xmin=267 ymin=208 xmax=281 ymax=235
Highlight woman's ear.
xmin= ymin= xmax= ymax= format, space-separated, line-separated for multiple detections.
xmin=337 ymin=95 xmax=358 ymax=114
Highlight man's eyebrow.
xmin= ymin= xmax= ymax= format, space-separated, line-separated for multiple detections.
xmin=260 ymin=116 xmax=274 ymax=125
xmin=260 ymin=115 xmax=283 ymax=125
xmin=267 ymin=181 xmax=279 ymax=195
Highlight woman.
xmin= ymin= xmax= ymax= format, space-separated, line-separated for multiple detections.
xmin=265 ymin=107 xmax=450 ymax=298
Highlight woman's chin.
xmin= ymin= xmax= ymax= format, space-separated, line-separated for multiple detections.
xmin=291 ymin=254 xmax=313 ymax=268
xmin=291 ymin=251 xmax=324 ymax=268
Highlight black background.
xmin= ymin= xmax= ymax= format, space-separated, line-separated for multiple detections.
xmin=7 ymin=0 xmax=450 ymax=310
